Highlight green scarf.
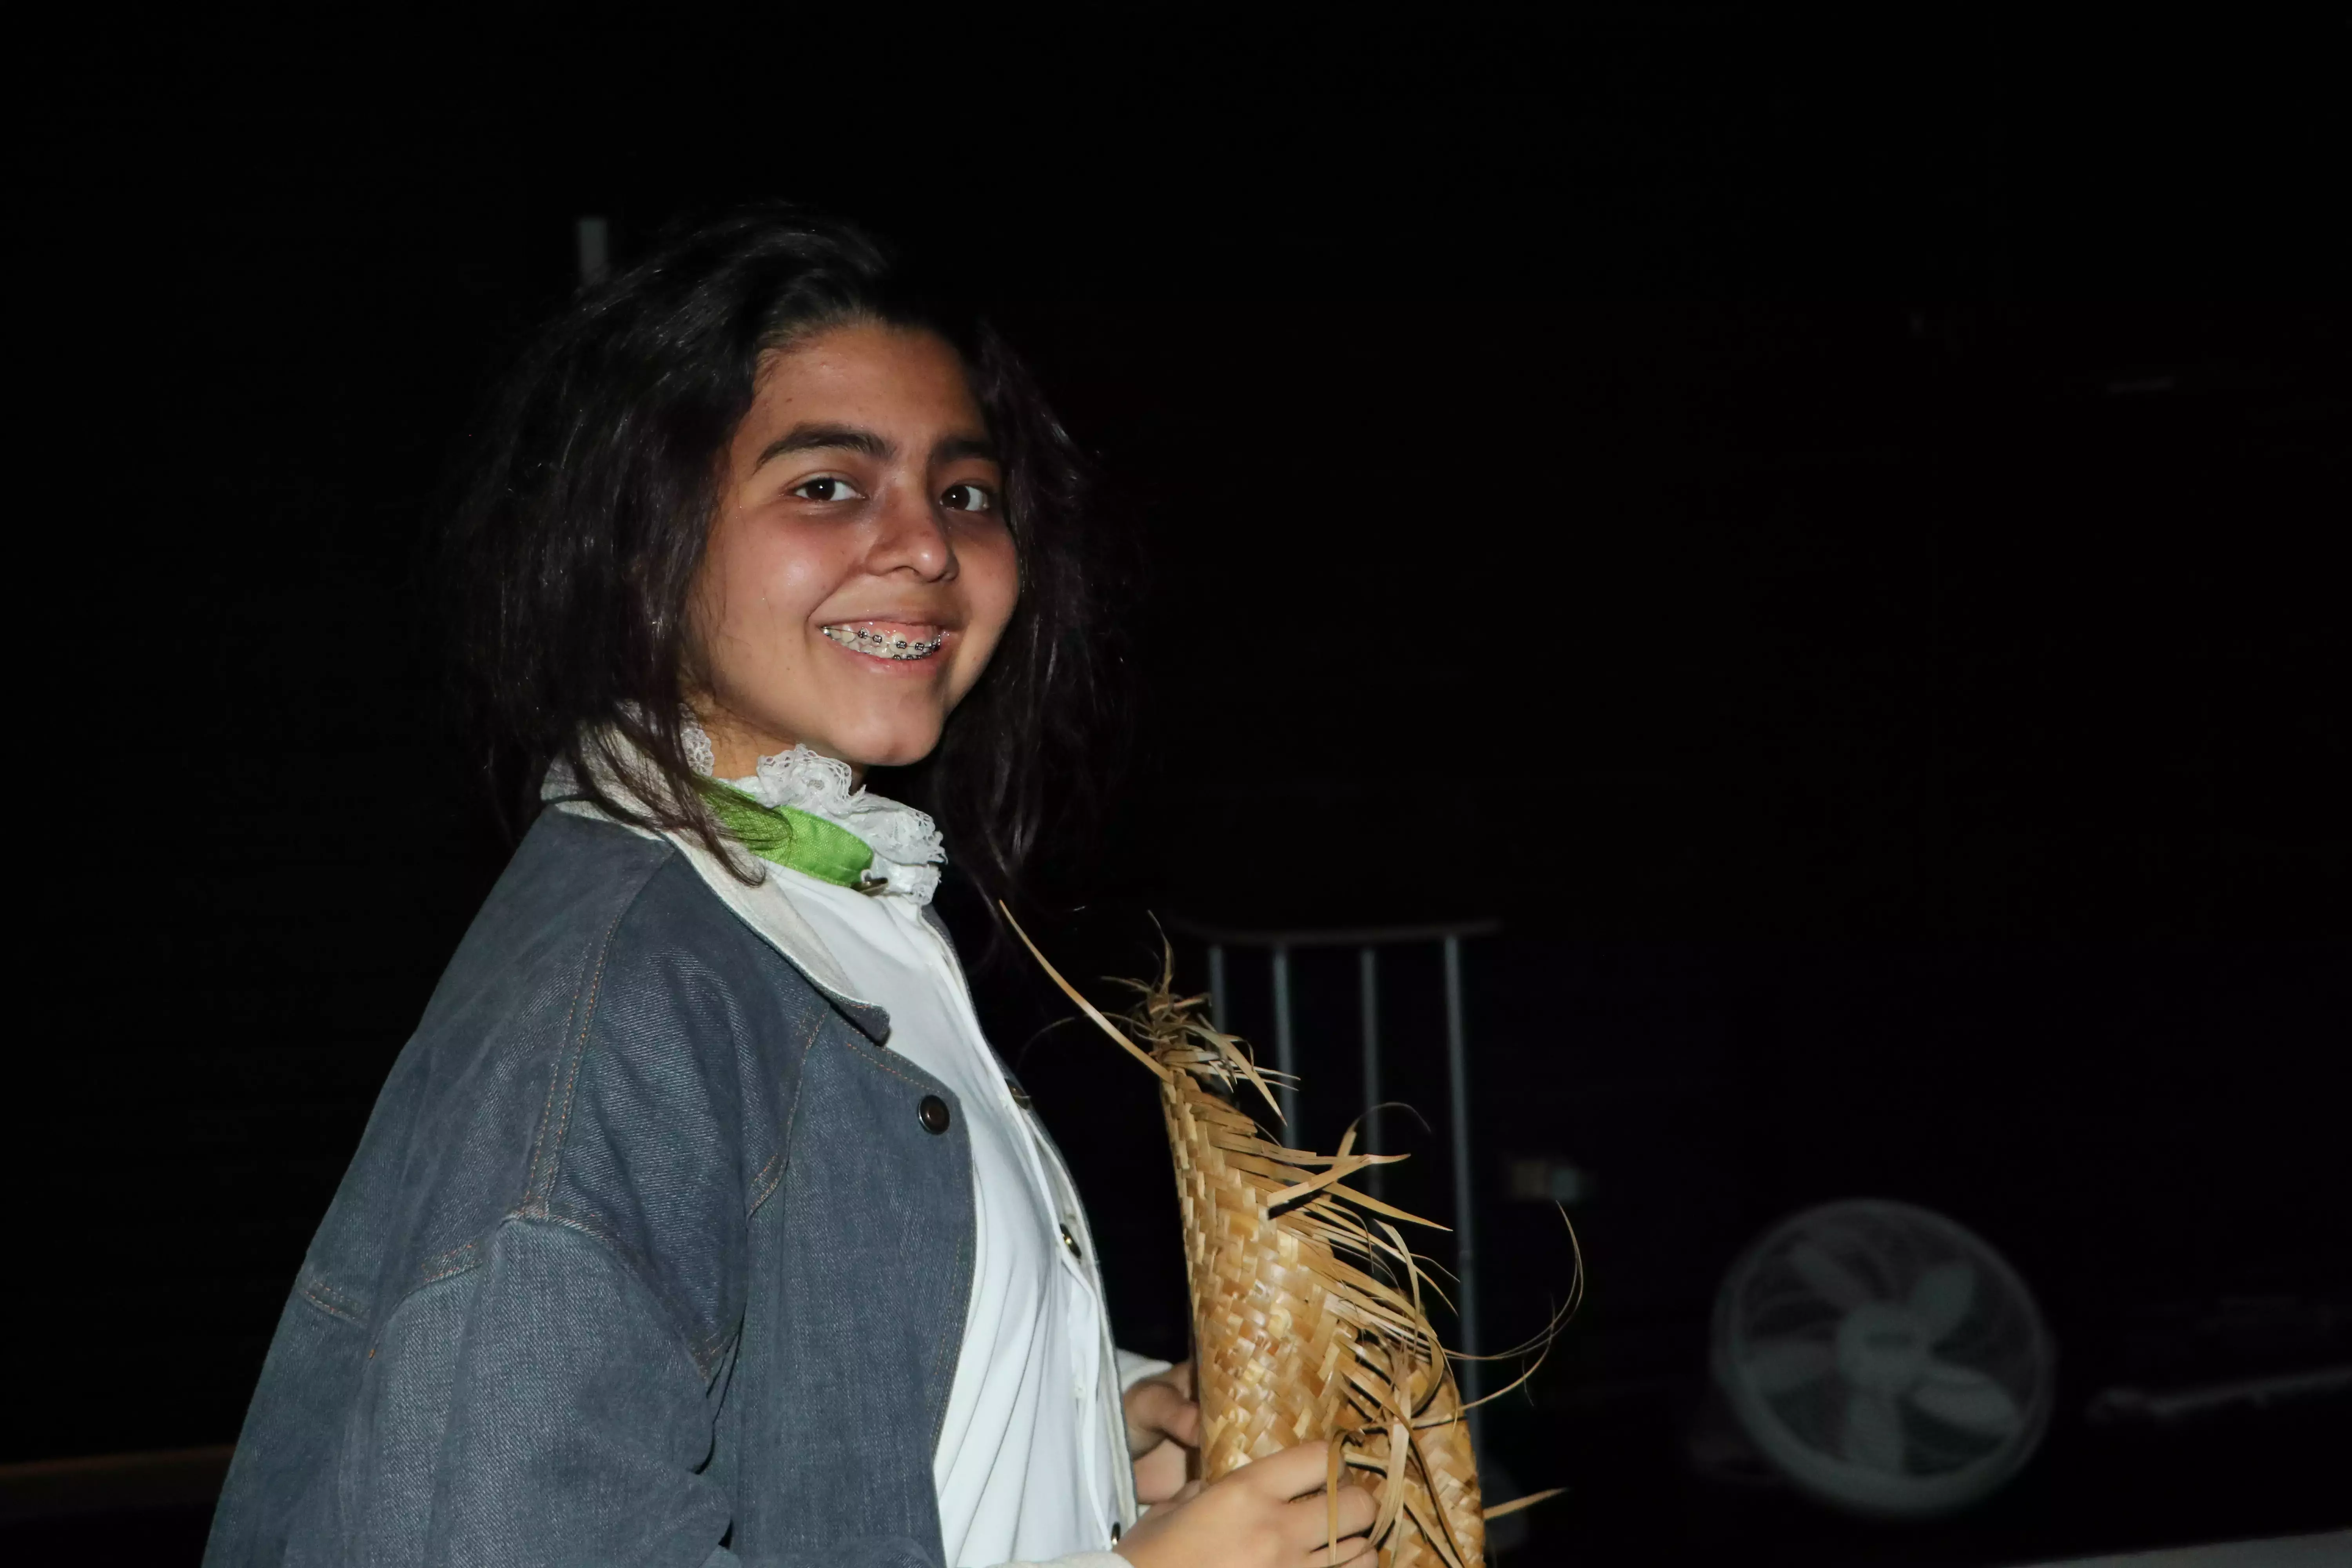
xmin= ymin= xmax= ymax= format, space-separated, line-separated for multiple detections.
xmin=702 ymin=782 xmax=877 ymax=889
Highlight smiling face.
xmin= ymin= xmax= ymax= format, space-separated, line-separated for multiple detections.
xmin=688 ymin=320 xmax=1020 ymax=781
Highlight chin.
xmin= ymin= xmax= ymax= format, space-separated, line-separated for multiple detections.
xmin=829 ymin=715 xmax=947 ymax=774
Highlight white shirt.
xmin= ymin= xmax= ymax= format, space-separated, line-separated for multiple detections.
xmin=686 ymin=744 xmax=1152 ymax=1568
xmin=783 ymin=870 xmax=1125 ymax=1564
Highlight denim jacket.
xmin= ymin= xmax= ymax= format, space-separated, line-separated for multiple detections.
xmin=205 ymin=806 xmax=1127 ymax=1567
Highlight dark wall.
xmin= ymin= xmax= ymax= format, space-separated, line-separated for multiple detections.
xmin=15 ymin=15 xmax=2348 ymax=1563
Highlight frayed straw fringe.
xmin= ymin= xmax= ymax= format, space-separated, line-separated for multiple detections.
xmin=1010 ymin=913 xmax=1573 ymax=1568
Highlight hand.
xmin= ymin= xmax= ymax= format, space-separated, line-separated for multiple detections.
xmin=1113 ymin=1440 xmax=1377 ymax=1568
xmin=1123 ymin=1359 xmax=1200 ymax=1505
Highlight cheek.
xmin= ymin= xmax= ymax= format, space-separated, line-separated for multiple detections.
xmin=707 ymin=520 xmax=842 ymax=633
xmin=965 ymin=528 xmax=1023 ymax=637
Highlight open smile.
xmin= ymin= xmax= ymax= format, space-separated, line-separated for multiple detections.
xmin=820 ymin=621 xmax=946 ymax=661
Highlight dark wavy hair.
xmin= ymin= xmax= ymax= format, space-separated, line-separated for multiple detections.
xmin=445 ymin=204 xmax=1115 ymax=904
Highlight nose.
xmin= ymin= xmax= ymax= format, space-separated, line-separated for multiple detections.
xmin=864 ymin=482 xmax=957 ymax=582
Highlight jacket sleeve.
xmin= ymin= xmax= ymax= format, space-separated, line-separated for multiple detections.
xmin=395 ymin=1216 xmax=935 ymax=1568
xmin=378 ymin=1215 xmax=731 ymax=1566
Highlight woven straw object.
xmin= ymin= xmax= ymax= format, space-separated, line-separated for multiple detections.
xmin=1014 ymin=925 xmax=1557 ymax=1568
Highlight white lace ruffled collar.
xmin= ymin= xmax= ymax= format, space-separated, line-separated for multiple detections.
xmin=684 ymin=715 xmax=945 ymax=905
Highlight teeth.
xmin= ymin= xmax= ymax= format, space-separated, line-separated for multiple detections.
xmin=822 ymin=624 xmax=945 ymax=660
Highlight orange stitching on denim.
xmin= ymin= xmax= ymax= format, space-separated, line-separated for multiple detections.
xmin=750 ymin=1010 xmax=827 ymax=1220
xmin=524 ymin=946 xmax=600 ymax=1205
xmin=518 ymin=845 xmax=673 ymax=1210
xmin=299 ymin=1287 xmax=359 ymax=1323
xmin=302 ymin=1273 xmax=363 ymax=1310
xmin=541 ymin=1203 xmax=632 ymax=1261
xmin=928 ymin=1167 xmax=974 ymax=1453
xmin=421 ymin=1257 xmax=478 ymax=1287
xmin=419 ymin=1239 xmax=480 ymax=1286
xmin=299 ymin=1278 xmax=367 ymax=1325
xmin=748 ymin=1144 xmax=786 ymax=1204
xmin=529 ymin=1210 xmax=728 ymax=1382
xmin=368 ymin=1240 xmax=494 ymax=1329
xmin=935 ymin=1221 xmax=972 ymax=1379
xmin=523 ymin=905 xmax=628 ymax=1212
xmin=848 ymin=1041 xmax=930 ymax=1089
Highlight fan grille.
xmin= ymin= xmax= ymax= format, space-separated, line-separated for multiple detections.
xmin=1713 ymin=1200 xmax=2054 ymax=1515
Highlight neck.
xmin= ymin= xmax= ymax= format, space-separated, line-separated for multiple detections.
xmin=695 ymin=706 xmax=862 ymax=789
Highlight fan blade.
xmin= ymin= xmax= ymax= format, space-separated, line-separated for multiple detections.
xmin=1909 ymin=1259 xmax=1977 ymax=1341
xmin=1911 ymin=1359 xmax=2021 ymax=1436
xmin=1790 ymin=1239 xmax=1875 ymax=1310
xmin=1839 ymin=1388 xmax=1906 ymax=1472
xmin=1744 ymin=1336 xmax=1836 ymax=1395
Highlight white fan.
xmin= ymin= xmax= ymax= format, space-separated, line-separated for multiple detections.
xmin=1710 ymin=1198 xmax=2055 ymax=1515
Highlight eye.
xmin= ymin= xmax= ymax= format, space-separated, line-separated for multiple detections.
xmin=940 ymin=481 xmax=996 ymax=513
xmin=790 ymin=475 xmax=864 ymax=503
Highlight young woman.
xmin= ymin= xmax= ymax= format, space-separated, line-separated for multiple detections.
xmin=203 ymin=208 xmax=1374 ymax=1568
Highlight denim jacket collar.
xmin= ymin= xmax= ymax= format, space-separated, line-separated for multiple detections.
xmin=542 ymin=740 xmax=893 ymax=1044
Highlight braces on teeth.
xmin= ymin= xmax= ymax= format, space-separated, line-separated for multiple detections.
xmin=823 ymin=625 xmax=945 ymax=660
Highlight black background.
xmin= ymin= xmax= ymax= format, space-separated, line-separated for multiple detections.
xmin=13 ymin=14 xmax=2350 ymax=1565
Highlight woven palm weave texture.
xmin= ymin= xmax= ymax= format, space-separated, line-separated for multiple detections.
xmin=1015 ymin=927 xmax=1493 ymax=1568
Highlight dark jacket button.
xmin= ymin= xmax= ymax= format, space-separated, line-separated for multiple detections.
xmin=1005 ymin=1077 xmax=1033 ymax=1111
xmin=918 ymin=1094 xmax=951 ymax=1134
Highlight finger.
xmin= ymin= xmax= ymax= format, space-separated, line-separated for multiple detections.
xmin=1305 ymin=1535 xmax=1375 ymax=1568
xmin=1241 ymin=1440 xmax=1340 ymax=1499
xmin=1331 ymin=1480 xmax=1376 ymax=1538
xmin=1140 ymin=1477 xmax=1203 ymax=1516
xmin=1132 ymin=1436 xmax=1190 ymax=1503
xmin=1128 ymin=1379 xmax=1183 ymax=1425
xmin=1125 ymin=1381 xmax=1194 ymax=1452
xmin=1280 ymin=1483 xmax=1377 ymax=1549
xmin=1167 ymin=1358 xmax=1195 ymax=1398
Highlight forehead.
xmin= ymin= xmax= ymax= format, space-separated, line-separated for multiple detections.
xmin=746 ymin=320 xmax=983 ymax=433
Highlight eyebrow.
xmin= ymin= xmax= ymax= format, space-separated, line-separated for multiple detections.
xmin=753 ymin=423 xmax=1001 ymax=471
xmin=933 ymin=433 xmax=999 ymax=465
xmin=755 ymin=423 xmax=893 ymax=468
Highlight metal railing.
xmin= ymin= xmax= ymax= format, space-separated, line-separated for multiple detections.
xmin=1169 ymin=916 xmax=1501 ymax=1420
